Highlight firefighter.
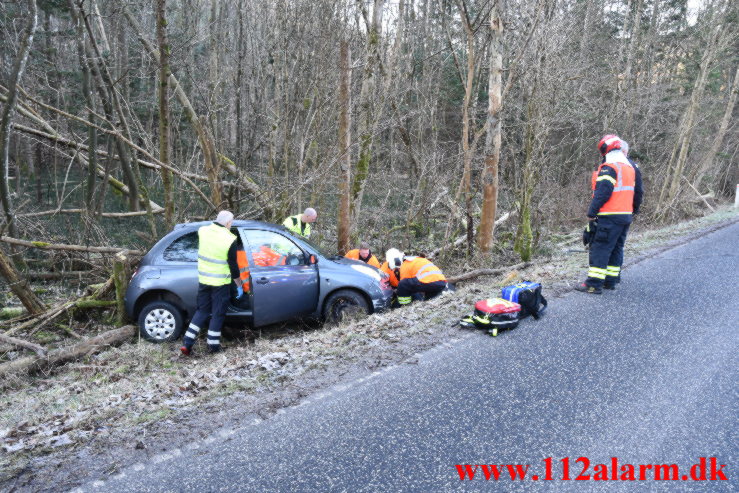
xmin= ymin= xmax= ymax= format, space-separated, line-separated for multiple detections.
xmin=283 ymin=208 xmax=317 ymax=239
xmin=181 ymin=211 xmax=241 ymax=355
xmin=379 ymin=255 xmax=401 ymax=289
xmin=385 ymin=248 xmax=447 ymax=306
xmin=345 ymin=242 xmax=381 ymax=268
xmin=576 ymin=135 xmax=643 ymax=294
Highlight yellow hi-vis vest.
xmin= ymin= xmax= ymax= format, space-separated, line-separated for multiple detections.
xmin=283 ymin=214 xmax=311 ymax=238
xmin=197 ymin=223 xmax=236 ymax=286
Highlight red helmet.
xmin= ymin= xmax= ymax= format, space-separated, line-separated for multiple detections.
xmin=598 ymin=134 xmax=622 ymax=156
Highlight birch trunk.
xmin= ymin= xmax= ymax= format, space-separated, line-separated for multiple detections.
xmin=478 ymin=2 xmax=503 ymax=254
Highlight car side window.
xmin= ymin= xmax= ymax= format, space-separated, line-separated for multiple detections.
xmin=243 ymin=230 xmax=306 ymax=267
xmin=162 ymin=232 xmax=198 ymax=262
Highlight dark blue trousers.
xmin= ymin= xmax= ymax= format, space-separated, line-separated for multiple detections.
xmin=182 ymin=283 xmax=230 ymax=350
xmin=587 ymin=217 xmax=631 ymax=288
xmin=396 ymin=278 xmax=447 ymax=305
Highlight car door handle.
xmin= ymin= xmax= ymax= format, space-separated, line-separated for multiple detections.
xmin=256 ymin=277 xmax=269 ymax=284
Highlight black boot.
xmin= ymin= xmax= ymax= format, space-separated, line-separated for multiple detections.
xmin=574 ymin=282 xmax=602 ymax=294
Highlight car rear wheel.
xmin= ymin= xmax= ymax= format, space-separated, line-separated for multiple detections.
xmin=323 ymin=289 xmax=370 ymax=324
xmin=138 ymin=300 xmax=184 ymax=343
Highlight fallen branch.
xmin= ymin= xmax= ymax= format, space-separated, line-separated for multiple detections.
xmin=18 ymin=207 xmax=165 ymax=218
xmin=0 ymin=236 xmax=144 ymax=255
xmin=0 ymin=333 xmax=46 ymax=356
xmin=5 ymin=276 xmax=116 ymax=336
xmin=430 ymin=212 xmax=511 ymax=259
xmin=447 ymin=261 xmax=531 ymax=284
xmin=0 ymin=325 xmax=136 ymax=382
xmin=25 ymin=270 xmax=99 ymax=281
xmin=682 ymin=175 xmax=715 ymax=212
xmin=0 ymin=245 xmax=46 ymax=314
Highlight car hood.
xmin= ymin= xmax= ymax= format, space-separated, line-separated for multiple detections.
xmin=330 ymin=257 xmax=380 ymax=270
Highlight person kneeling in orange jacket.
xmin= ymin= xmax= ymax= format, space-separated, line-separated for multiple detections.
xmin=382 ymin=248 xmax=447 ymax=306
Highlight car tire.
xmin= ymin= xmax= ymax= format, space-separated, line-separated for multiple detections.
xmin=323 ymin=289 xmax=370 ymax=324
xmin=138 ymin=300 xmax=185 ymax=343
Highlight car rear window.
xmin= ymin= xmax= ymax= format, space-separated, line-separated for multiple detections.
xmin=163 ymin=232 xmax=198 ymax=262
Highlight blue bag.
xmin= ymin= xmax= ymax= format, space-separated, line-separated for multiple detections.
xmin=501 ymin=281 xmax=547 ymax=319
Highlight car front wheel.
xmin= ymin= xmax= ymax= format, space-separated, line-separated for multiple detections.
xmin=323 ymin=289 xmax=370 ymax=324
xmin=138 ymin=300 xmax=185 ymax=342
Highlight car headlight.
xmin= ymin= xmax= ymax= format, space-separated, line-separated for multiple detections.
xmin=350 ymin=264 xmax=382 ymax=282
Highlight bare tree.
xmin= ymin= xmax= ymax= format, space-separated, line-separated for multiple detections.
xmin=0 ymin=0 xmax=38 ymax=236
xmin=478 ymin=0 xmax=503 ymax=254
xmin=157 ymin=0 xmax=175 ymax=228
xmin=337 ymin=41 xmax=352 ymax=255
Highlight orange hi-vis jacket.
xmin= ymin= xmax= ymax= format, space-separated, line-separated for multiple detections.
xmin=399 ymin=257 xmax=446 ymax=284
xmin=235 ymin=250 xmax=251 ymax=292
xmin=380 ymin=261 xmax=401 ymax=288
xmin=251 ymin=245 xmax=286 ymax=267
xmin=344 ymin=249 xmax=381 ymax=268
xmin=595 ymin=159 xmax=636 ymax=215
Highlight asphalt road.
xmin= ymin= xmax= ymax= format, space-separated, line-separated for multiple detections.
xmin=81 ymin=222 xmax=738 ymax=492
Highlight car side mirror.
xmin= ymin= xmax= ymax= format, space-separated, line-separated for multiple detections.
xmin=309 ymin=254 xmax=318 ymax=265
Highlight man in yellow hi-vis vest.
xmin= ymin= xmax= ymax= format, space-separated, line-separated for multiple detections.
xmin=283 ymin=208 xmax=317 ymax=239
xmin=181 ymin=211 xmax=241 ymax=355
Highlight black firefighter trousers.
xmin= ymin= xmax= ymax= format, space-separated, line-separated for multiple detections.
xmin=586 ymin=216 xmax=631 ymax=288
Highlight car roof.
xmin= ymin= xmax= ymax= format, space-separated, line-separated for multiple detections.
xmin=173 ymin=220 xmax=286 ymax=232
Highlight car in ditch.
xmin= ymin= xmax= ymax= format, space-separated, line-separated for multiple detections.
xmin=125 ymin=220 xmax=393 ymax=342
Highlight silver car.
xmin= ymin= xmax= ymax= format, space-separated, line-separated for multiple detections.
xmin=125 ymin=221 xmax=393 ymax=342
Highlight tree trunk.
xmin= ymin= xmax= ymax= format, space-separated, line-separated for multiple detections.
xmin=72 ymin=16 xmax=97 ymax=212
xmin=351 ymin=0 xmax=385 ymax=226
xmin=0 ymin=245 xmax=45 ymax=314
xmin=157 ymin=0 xmax=175 ymax=228
xmin=0 ymin=0 xmax=37 ymax=237
xmin=337 ymin=41 xmax=352 ymax=255
xmin=478 ymin=2 xmax=503 ymax=254
xmin=456 ymin=0 xmax=476 ymax=255
xmin=113 ymin=252 xmax=130 ymax=326
xmin=622 ymin=0 xmax=644 ymax=135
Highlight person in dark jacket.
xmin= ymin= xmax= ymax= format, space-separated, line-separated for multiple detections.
xmin=576 ymin=136 xmax=643 ymax=294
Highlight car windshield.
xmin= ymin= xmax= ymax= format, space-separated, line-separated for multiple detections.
xmin=293 ymin=234 xmax=331 ymax=258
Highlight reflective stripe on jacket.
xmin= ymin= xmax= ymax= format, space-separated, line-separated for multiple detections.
xmin=596 ymin=159 xmax=636 ymax=215
xmin=283 ymin=214 xmax=311 ymax=238
xmin=345 ymin=249 xmax=381 ymax=268
xmin=399 ymin=257 xmax=446 ymax=284
xmin=197 ymin=223 xmax=237 ymax=286
xmin=380 ymin=261 xmax=400 ymax=288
